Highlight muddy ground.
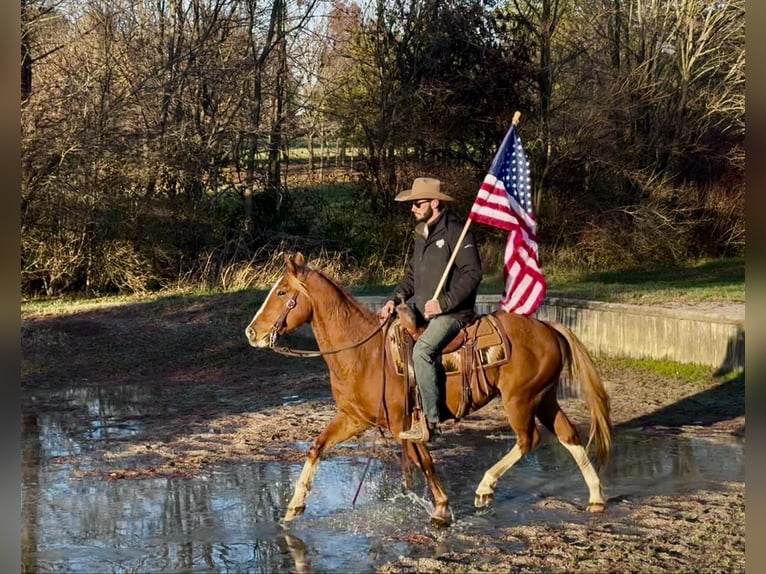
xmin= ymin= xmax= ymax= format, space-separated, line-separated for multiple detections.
xmin=21 ymin=291 xmax=745 ymax=572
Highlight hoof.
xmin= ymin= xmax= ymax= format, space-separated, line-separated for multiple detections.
xmin=587 ymin=502 xmax=606 ymax=513
xmin=474 ymin=492 xmax=494 ymax=508
xmin=430 ymin=513 xmax=452 ymax=528
xmin=284 ymin=505 xmax=306 ymax=522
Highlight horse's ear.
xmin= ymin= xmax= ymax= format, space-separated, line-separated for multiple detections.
xmin=285 ymin=253 xmax=297 ymax=276
xmin=285 ymin=252 xmax=306 ymax=277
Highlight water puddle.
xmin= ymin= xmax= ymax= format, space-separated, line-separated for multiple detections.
xmin=22 ymin=385 xmax=745 ymax=573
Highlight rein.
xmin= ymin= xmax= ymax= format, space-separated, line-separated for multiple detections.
xmin=270 ymin=291 xmax=392 ymax=358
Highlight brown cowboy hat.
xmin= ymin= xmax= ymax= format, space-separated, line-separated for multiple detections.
xmin=394 ymin=177 xmax=456 ymax=202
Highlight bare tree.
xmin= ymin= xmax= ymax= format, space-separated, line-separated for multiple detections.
xmin=291 ymin=0 xmax=361 ymax=181
xmin=500 ymin=0 xmax=588 ymax=212
xmin=592 ymin=0 xmax=744 ymax=179
xmin=237 ymin=0 xmax=319 ymax=236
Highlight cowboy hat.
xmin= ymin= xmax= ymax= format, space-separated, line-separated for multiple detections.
xmin=394 ymin=177 xmax=455 ymax=202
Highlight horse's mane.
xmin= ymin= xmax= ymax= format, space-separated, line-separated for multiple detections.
xmin=288 ymin=265 xmax=378 ymax=323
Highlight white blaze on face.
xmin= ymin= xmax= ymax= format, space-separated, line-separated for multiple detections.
xmin=254 ymin=274 xmax=285 ymax=321
xmin=245 ymin=274 xmax=284 ymax=342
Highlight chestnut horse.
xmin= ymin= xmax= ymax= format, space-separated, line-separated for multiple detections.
xmin=245 ymin=253 xmax=611 ymax=526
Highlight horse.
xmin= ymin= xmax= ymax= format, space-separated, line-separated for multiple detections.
xmin=245 ymin=253 xmax=611 ymax=526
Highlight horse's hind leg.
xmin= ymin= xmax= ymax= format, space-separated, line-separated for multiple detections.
xmin=536 ymin=389 xmax=606 ymax=512
xmin=475 ymin=397 xmax=540 ymax=508
xmin=284 ymin=413 xmax=369 ymax=522
xmin=402 ymin=441 xmax=451 ymax=526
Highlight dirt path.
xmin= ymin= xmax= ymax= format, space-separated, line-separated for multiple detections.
xmin=21 ymin=292 xmax=745 ymax=572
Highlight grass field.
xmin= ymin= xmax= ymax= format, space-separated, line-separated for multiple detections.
xmin=541 ymin=257 xmax=745 ymax=304
xmin=348 ymin=257 xmax=745 ymax=304
xmin=23 ymin=256 xmax=744 ymax=318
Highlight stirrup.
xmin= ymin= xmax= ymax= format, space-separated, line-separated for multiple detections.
xmin=398 ymin=414 xmax=433 ymax=443
xmin=398 ymin=425 xmax=429 ymax=443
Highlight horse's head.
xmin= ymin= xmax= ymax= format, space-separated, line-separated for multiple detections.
xmin=245 ymin=253 xmax=313 ymax=348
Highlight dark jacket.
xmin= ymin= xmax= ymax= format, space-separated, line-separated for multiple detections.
xmin=394 ymin=210 xmax=482 ymax=323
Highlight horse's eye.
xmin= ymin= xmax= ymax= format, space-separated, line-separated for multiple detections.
xmin=277 ymin=290 xmax=287 ymax=297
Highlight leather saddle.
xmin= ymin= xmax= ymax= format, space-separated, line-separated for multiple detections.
xmin=386 ymin=304 xmax=511 ymax=421
xmin=387 ymin=304 xmax=510 ymax=373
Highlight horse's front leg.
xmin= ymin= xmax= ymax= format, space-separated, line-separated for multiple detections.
xmin=284 ymin=412 xmax=369 ymax=522
xmin=403 ymin=441 xmax=451 ymax=526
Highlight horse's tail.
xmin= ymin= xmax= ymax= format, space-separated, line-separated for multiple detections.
xmin=549 ymin=321 xmax=612 ymax=465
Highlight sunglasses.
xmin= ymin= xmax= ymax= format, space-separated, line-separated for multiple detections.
xmin=412 ymin=199 xmax=431 ymax=208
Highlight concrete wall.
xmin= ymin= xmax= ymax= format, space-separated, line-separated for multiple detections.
xmin=359 ymin=295 xmax=745 ymax=371
xmin=529 ymin=297 xmax=744 ymax=371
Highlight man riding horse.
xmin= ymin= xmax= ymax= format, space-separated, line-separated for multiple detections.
xmin=379 ymin=177 xmax=482 ymax=442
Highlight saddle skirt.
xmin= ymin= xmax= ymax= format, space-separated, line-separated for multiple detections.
xmin=386 ymin=313 xmax=510 ymax=377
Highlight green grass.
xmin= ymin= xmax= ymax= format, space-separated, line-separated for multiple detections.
xmin=21 ymin=293 xmax=158 ymax=315
xmin=21 ymin=288 xmax=269 ymax=316
xmin=356 ymin=258 xmax=745 ymax=305
xmin=540 ymin=258 xmax=744 ymax=304
xmin=250 ymin=143 xmax=364 ymax=162
xmin=603 ymin=356 xmax=716 ymax=384
xmin=22 ymin=257 xmax=745 ymax=316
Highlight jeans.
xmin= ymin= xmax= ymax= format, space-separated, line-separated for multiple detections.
xmin=412 ymin=314 xmax=466 ymax=424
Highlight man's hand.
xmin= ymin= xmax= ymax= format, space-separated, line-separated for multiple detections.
xmin=424 ymin=299 xmax=442 ymax=319
xmin=379 ymin=299 xmax=396 ymax=322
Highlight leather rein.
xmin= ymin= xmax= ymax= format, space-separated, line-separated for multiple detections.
xmin=269 ymin=291 xmax=391 ymax=358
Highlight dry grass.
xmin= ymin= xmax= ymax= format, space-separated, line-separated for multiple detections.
xmin=188 ymin=240 xmax=375 ymax=293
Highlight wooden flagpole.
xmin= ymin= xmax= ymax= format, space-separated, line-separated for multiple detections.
xmin=428 ymin=111 xmax=522 ymax=308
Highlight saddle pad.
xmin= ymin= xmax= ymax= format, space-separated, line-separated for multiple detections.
xmin=387 ymin=315 xmax=509 ymax=376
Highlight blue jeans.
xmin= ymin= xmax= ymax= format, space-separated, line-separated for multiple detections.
xmin=412 ymin=314 xmax=466 ymax=425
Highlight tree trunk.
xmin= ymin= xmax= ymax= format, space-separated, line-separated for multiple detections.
xmin=319 ymin=136 xmax=325 ymax=183
xmin=267 ymin=1 xmax=286 ymax=196
xmin=21 ymin=0 xmax=32 ymax=103
xmin=307 ymin=131 xmax=315 ymax=178
xmin=243 ymin=0 xmax=284 ymax=237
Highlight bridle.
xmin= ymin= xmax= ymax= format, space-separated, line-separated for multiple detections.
xmin=268 ymin=289 xmax=392 ymax=358
xmin=269 ymin=292 xmax=298 ymax=348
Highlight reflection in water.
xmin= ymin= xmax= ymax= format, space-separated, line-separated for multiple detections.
xmin=285 ymin=533 xmax=311 ymax=573
xmin=21 ymin=384 xmax=745 ymax=573
xmin=21 ymin=410 xmax=40 ymax=574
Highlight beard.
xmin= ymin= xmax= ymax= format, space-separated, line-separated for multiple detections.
xmin=414 ymin=205 xmax=434 ymax=223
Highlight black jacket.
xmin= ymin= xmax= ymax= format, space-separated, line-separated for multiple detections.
xmin=394 ymin=210 xmax=482 ymax=323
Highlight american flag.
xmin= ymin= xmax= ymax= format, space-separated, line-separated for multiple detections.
xmin=468 ymin=124 xmax=546 ymax=316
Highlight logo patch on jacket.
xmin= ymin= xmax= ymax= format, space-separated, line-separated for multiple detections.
xmin=436 ymin=239 xmax=445 ymax=248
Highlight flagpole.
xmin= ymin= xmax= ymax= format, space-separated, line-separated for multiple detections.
xmin=429 ymin=218 xmax=473 ymax=302
xmin=429 ymin=111 xmax=522 ymax=305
